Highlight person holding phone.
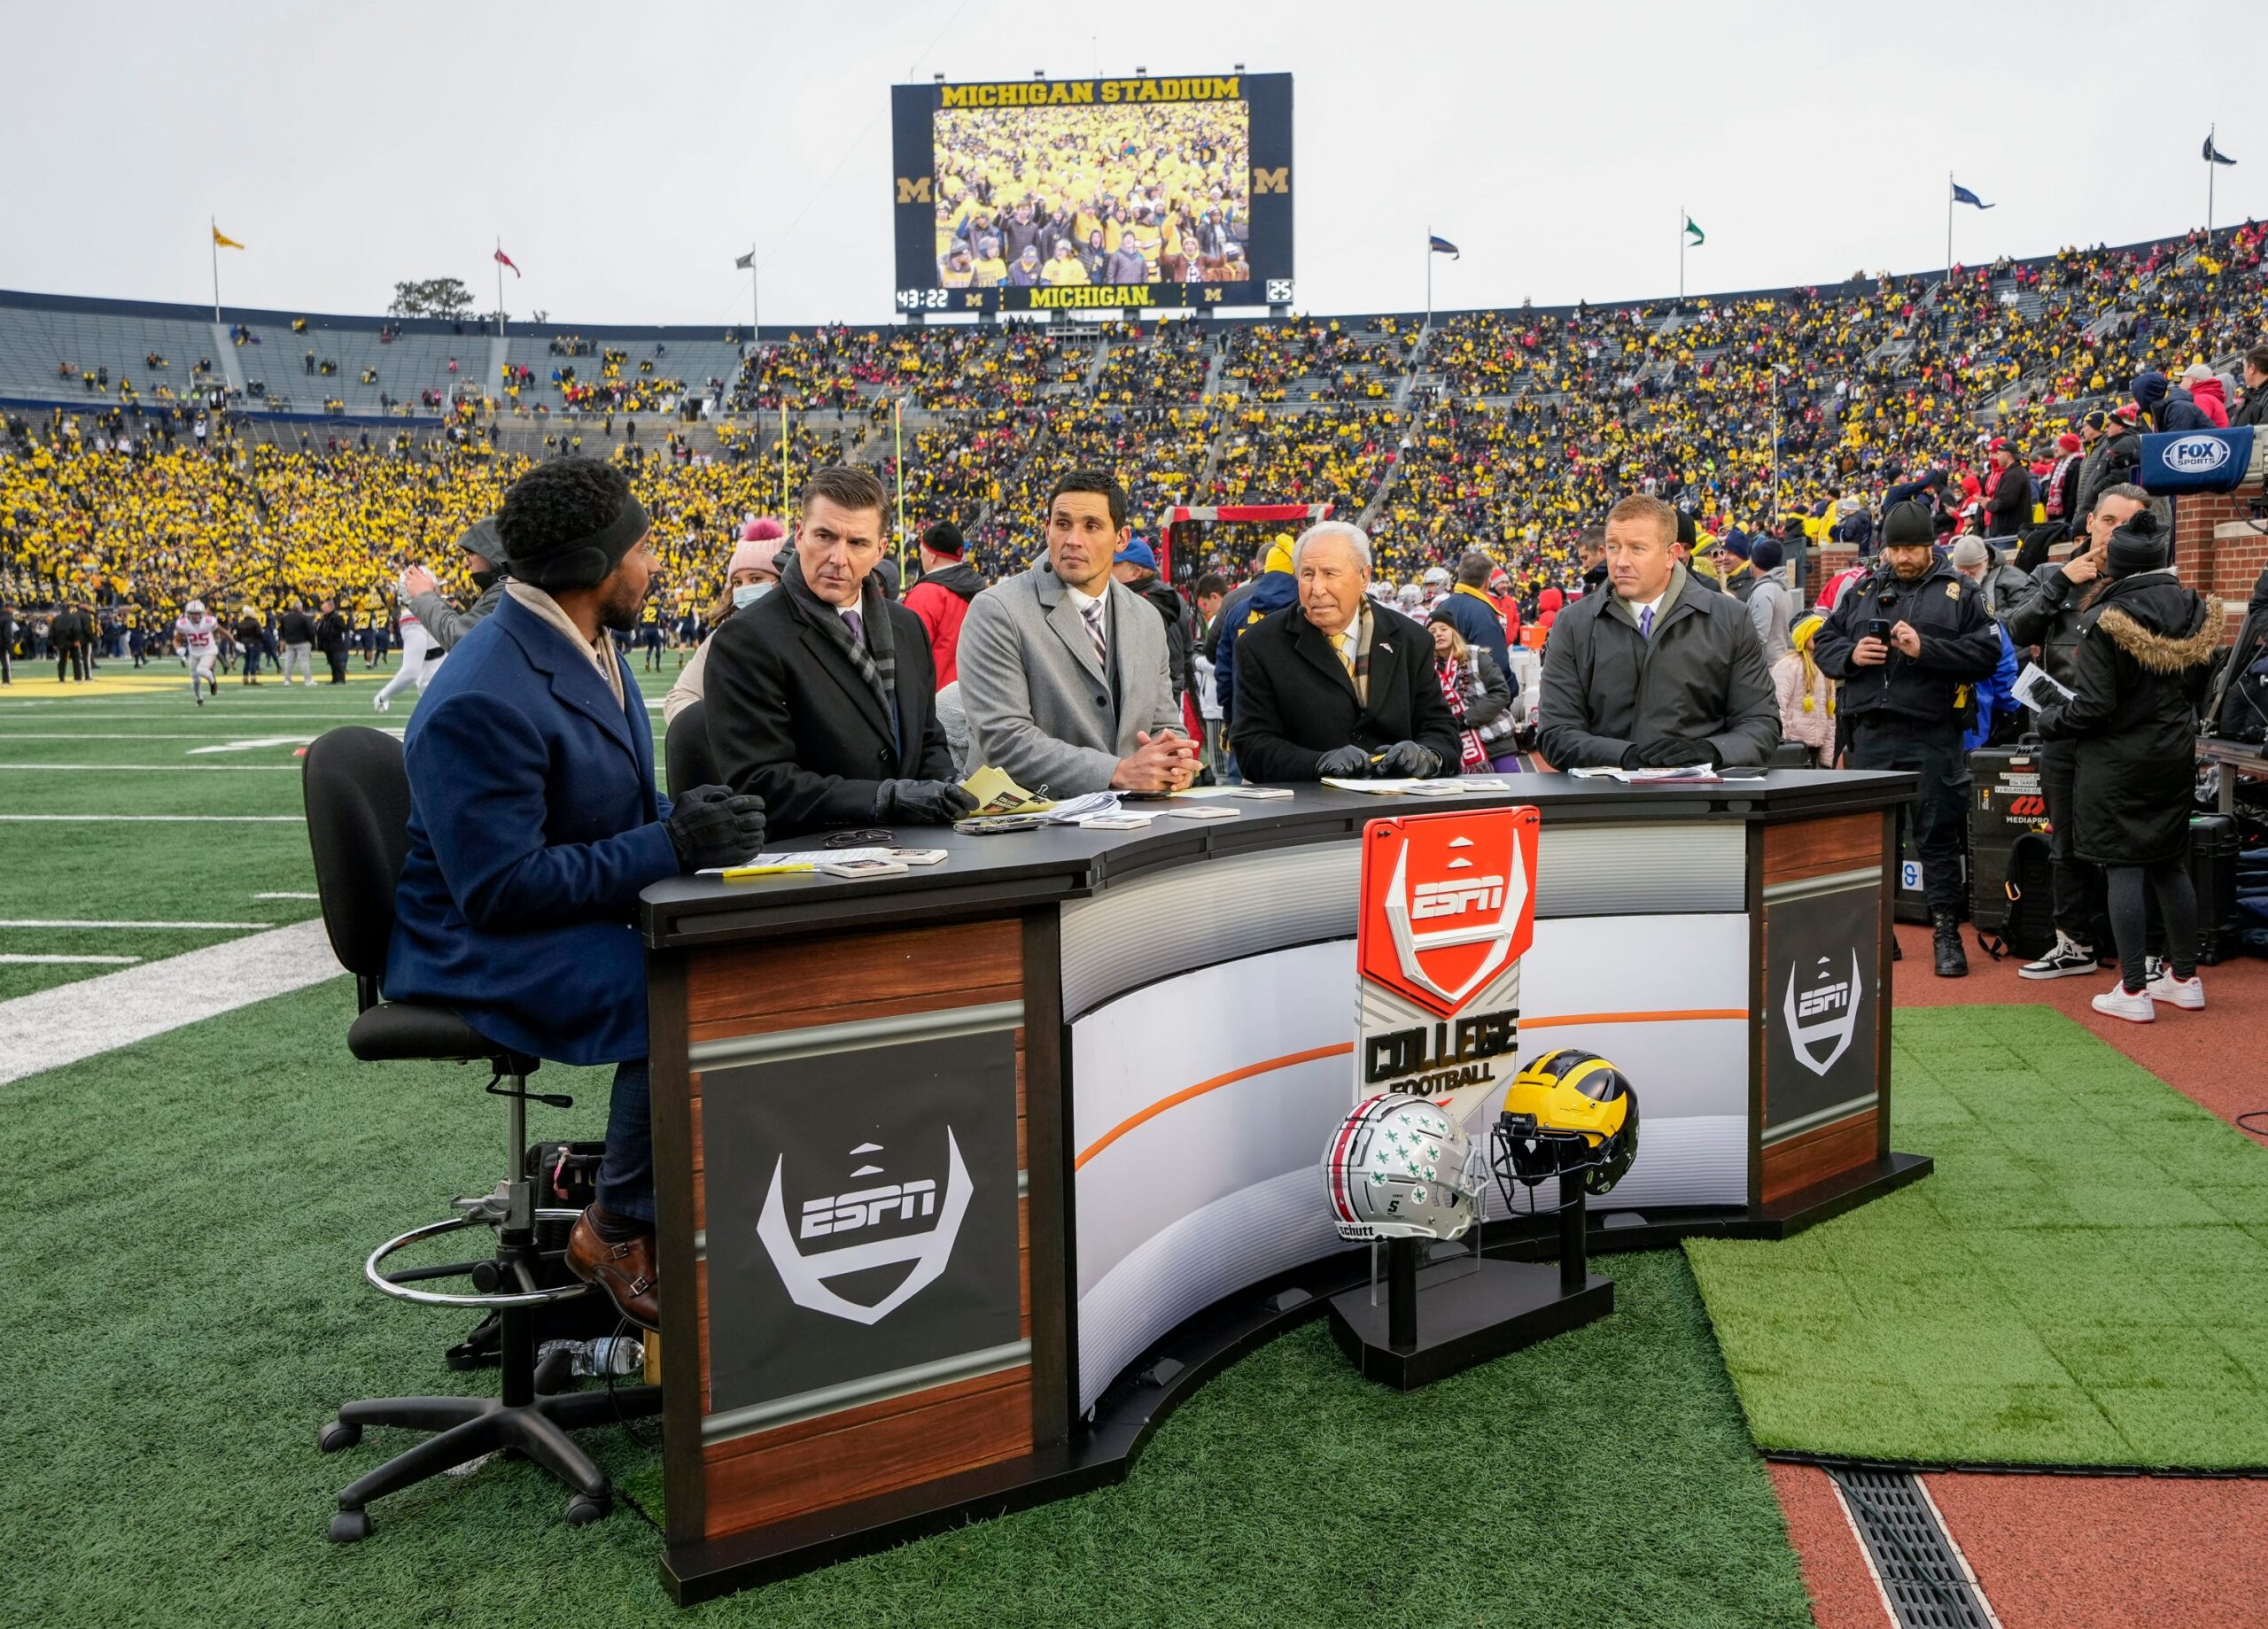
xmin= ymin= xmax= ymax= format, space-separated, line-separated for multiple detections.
xmin=1814 ymin=500 xmax=2004 ymax=975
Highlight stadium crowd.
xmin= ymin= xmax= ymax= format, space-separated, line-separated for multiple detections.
xmin=6 ymin=222 xmax=2264 ymax=668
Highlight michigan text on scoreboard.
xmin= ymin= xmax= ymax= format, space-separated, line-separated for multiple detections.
xmin=889 ymin=71 xmax=1295 ymax=314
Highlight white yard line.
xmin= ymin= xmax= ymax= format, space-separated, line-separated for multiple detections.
xmin=0 ymin=919 xmax=270 ymax=930
xmin=0 ymin=919 xmax=341 ymax=1086
xmin=186 ymin=737 xmax=317 ymax=755
xmin=253 ymin=891 xmax=321 ymax=900
xmin=0 ymin=814 xmax=306 ymax=823
xmin=0 ymin=763 xmax=298 ymax=771
xmin=0 ymin=954 xmax=142 ymax=966
xmin=0 ymin=733 xmax=256 ymax=741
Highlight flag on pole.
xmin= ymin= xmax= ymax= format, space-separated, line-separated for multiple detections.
xmin=734 ymin=250 xmax=757 ymax=270
xmin=1951 ymin=182 xmax=1993 ymax=209
xmin=212 ymin=227 xmax=245 ymax=249
xmin=1682 ymin=215 xmax=1705 ymax=247
xmin=2204 ymin=135 xmax=2239 ymax=166
xmin=493 ymin=247 xmax=522 ymax=277
xmin=1428 ymin=234 xmax=1460 ymax=259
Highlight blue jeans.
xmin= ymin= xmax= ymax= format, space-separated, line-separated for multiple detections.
xmin=596 ymin=1057 xmax=654 ymax=1223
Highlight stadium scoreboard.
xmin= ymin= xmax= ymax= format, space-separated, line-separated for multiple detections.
xmin=891 ymin=72 xmax=1293 ymax=314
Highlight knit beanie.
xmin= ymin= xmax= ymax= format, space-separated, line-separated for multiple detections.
xmin=1750 ymin=537 xmax=1784 ymax=571
xmin=923 ymin=520 xmax=966 ymax=557
xmin=728 ymin=525 xmax=786 ymax=580
xmin=2106 ymin=509 xmax=2169 ymax=578
xmin=1882 ymin=500 xmax=1936 ymax=548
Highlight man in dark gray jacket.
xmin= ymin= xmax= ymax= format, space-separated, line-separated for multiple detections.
xmin=401 ymin=516 xmax=509 ymax=652
xmin=1537 ymin=493 xmax=1781 ymax=772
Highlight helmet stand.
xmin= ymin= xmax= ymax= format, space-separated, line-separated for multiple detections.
xmin=1325 ymin=1178 xmax=1614 ymax=1391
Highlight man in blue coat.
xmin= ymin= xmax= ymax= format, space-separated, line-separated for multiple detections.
xmin=385 ymin=457 xmax=765 ymax=1327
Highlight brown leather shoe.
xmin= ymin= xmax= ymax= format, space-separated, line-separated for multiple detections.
xmin=566 ymin=1209 xmax=660 ymax=1330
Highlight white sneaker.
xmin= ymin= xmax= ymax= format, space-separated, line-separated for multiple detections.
xmin=2091 ymin=980 xmax=2155 ymax=1024
xmin=2145 ymin=970 xmax=2205 ymax=1011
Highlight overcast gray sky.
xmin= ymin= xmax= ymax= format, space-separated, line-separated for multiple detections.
xmin=4 ymin=1 xmax=2259 ymax=328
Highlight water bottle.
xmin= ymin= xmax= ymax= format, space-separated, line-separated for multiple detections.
xmin=536 ymin=1336 xmax=645 ymax=1378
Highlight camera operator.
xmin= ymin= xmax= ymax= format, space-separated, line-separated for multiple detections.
xmin=1815 ymin=500 xmax=2002 ymax=975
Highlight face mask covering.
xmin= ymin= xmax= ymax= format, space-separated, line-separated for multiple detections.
xmin=732 ymin=582 xmax=773 ymax=611
xmin=470 ymin=567 xmax=501 ymax=593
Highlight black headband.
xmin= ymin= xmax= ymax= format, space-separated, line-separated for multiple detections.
xmin=509 ymin=495 xmax=650 ymax=590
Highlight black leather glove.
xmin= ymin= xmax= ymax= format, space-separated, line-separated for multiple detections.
xmin=665 ymin=784 xmax=767 ymax=870
xmin=1630 ymin=737 xmax=1718 ymax=768
xmin=1315 ymin=744 xmax=1372 ymax=779
xmin=1377 ymin=741 xmax=1442 ymax=779
xmin=874 ymin=779 xmax=979 ymax=825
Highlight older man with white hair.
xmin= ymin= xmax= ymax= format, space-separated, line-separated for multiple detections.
xmin=1228 ymin=521 xmax=1462 ymax=783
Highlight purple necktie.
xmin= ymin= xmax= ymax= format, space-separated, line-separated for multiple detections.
xmin=1639 ymin=605 xmax=1655 ymax=640
xmin=842 ymin=607 xmax=864 ymax=647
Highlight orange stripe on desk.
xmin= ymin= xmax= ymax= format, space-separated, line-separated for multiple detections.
xmin=1072 ymin=1007 xmax=1749 ymax=1170
xmin=1523 ymin=1008 xmax=1748 ymax=1028
xmin=1075 ymin=1043 xmax=1352 ymax=1170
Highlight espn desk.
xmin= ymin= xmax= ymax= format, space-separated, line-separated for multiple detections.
xmin=639 ymin=770 xmax=1925 ymax=1602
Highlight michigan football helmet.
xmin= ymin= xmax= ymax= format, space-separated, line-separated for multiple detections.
xmin=1322 ymin=1092 xmax=1484 ymax=1242
xmin=1490 ymin=1048 xmax=1640 ymax=1201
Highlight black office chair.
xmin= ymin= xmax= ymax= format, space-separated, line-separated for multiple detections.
xmin=301 ymin=726 xmax=660 ymax=1542
xmin=664 ymin=695 xmax=719 ymax=795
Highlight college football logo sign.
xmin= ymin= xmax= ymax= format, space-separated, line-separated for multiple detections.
xmin=754 ymin=1131 xmax=974 ymax=1326
xmin=1783 ymin=950 xmax=1864 ymax=1077
xmin=1359 ymin=807 xmax=1539 ymax=1019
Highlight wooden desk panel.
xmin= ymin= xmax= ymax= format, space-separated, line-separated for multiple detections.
xmin=672 ymin=917 xmax=1037 ymax=1540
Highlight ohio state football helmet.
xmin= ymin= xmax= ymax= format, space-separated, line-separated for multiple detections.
xmin=1322 ymin=1092 xmax=1484 ymax=1242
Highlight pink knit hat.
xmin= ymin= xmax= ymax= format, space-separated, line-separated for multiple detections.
xmin=729 ymin=517 xmax=786 ymax=578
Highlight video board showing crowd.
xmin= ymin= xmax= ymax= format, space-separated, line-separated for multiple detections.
xmin=890 ymin=73 xmax=1294 ymax=314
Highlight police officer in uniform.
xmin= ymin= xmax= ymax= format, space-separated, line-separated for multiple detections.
xmin=1815 ymin=500 xmax=2003 ymax=975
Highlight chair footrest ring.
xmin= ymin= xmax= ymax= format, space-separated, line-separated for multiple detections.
xmin=364 ymin=1209 xmax=593 ymax=1308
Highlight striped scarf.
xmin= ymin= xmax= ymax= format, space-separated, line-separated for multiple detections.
xmin=1434 ymin=655 xmax=1489 ymax=772
xmin=780 ymin=544 xmax=898 ymax=747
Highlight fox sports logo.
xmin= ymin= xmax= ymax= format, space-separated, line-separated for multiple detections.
xmin=2164 ymin=435 xmax=2233 ymax=475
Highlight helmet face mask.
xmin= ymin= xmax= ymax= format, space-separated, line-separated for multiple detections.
xmin=1322 ymin=1092 xmax=1485 ymax=1243
xmin=1491 ymin=1049 xmax=1641 ymax=1204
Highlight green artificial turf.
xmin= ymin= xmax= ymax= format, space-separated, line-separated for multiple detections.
xmin=5 ymin=973 xmax=1814 ymax=1629
xmin=1687 ymin=1005 xmax=2268 ymax=1469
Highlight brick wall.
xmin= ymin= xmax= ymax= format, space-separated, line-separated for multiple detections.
xmin=2173 ymin=479 xmax=2268 ymax=626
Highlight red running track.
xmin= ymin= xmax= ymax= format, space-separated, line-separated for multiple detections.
xmin=1770 ymin=926 xmax=2268 ymax=1626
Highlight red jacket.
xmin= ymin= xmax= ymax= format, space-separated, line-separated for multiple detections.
xmin=902 ymin=562 xmax=987 ymax=687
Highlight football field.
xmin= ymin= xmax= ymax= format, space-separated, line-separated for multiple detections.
xmin=0 ymin=652 xmax=687 ymax=1003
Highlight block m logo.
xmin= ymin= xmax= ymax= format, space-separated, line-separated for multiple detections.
xmin=1252 ymin=167 xmax=1289 ymax=195
xmin=897 ymin=176 xmax=932 ymax=205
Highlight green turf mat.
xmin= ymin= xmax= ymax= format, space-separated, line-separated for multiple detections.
xmin=7 ymin=974 xmax=1813 ymax=1629
xmin=1687 ymin=1005 xmax=2268 ymax=1469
